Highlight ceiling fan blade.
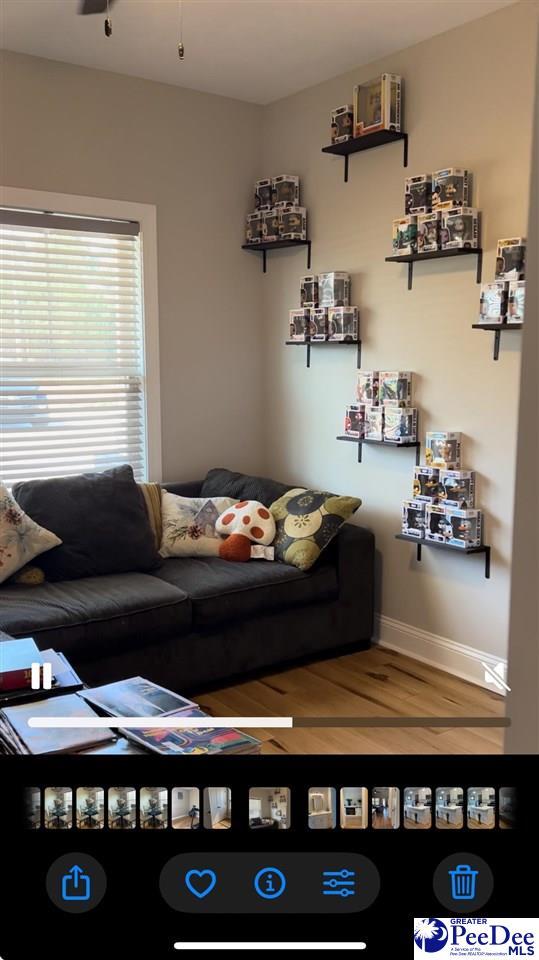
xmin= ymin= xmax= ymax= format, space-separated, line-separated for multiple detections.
xmin=79 ymin=0 xmax=116 ymax=14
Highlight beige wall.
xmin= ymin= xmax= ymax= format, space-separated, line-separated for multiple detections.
xmin=0 ymin=50 xmax=264 ymax=482
xmin=260 ymin=1 xmax=538 ymax=660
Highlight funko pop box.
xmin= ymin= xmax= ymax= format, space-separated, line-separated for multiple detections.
xmin=417 ymin=211 xmax=441 ymax=253
xmin=331 ymin=104 xmax=354 ymax=143
xmin=246 ymin=211 xmax=264 ymax=244
xmin=365 ymin=405 xmax=384 ymax=441
xmin=353 ymin=73 xmax=402 ymax=137
xmin=300 ymin=275 xmax=319 ymax=308
xmin=425 ymin=431 xmax=462 ymax=469
xmin=328 ymin=306 xmax=359 ymax=342
xmin=401 ymin=499 xmax=427 ymax=539
xmin=405 ymin=174 xmax=432 ymax=215
xmin=496 ymin=237 xmax=526 ymax=280
xmin=479 ymin=281 xmax=509 ymax=323
xmin=255 ymin=178 xmax=273 ymax=211
xmin=309 ymin=307 xmax=328 ymax=340
xmin=379 ymin=370 xmax=413 ymax=406
xmin=280 ymin=206 xmax=307 ymax=241
xmin=272 ymin=175 xmax=300 ymax=208
xmin=413 ymin=466 xmax=441 ymax=502
xmin=384 ymin=407 xmax=418 ymax=444
xmin=289 ymin=308 xmax=310 ymax=341
xmin=319 ymin=272 xmax=351 ymax=307
xmin=439 ymin=470 xmax=476 ymax=509
xmin=344 ymin=403 xmax=366 ymax=438
xmin=442 ymin=207 xmax=479 ymax=249
xmin=357 ymin=371 xmax=379 ymax=404
xmin=432 ymin=168 xmax=470 ymax=209
xmin=508 ymin=280 xmax=525 ymax=323
xmin=444 ymin=508 xmax=483 ymax=549
xmin=262 ymin=208 xmax=280 ymax=242
xmin=392 ymin=216 xmax=417 ymax=256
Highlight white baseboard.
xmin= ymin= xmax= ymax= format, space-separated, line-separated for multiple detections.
xmin=374 ymin=614 xmax=508 ymax=694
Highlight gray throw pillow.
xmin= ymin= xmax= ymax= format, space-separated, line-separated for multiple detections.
xmin=13 ymin=465 xmax=160 ymax=581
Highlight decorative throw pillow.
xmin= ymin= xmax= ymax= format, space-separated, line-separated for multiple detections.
xmin=0 ymin=483 xmax=62 ymax=585
xmin=13 ymin=465 xmax=161 ymax=581
xmin=160 ymin=493 xmax=238 ymax=558
xmin=201 ymin=468 xmax=291 ymax=507
xmin=270 ymin=488 xmax=361 ymax=571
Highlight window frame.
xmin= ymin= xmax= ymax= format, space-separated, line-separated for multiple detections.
xmin=0 ymin=185 xmax=162 ymax=482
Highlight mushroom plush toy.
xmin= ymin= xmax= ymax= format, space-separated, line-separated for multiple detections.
xmin=216 ymin=500 xmax=276 ymax=562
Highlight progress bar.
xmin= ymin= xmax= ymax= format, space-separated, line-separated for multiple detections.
xmin=27 ymin=715 xmax=509 ymax=728
xmin=173 ymin=943 xmax=366 ymax=952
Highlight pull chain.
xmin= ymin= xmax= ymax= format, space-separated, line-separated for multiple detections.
xmin=104 ymin=0 xmax=112 ymax=37
xmin=178 ymin=0 xmax=185 ymax=60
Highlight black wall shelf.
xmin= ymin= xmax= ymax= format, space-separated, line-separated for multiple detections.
xmin=242 ymin=239 xmax=311 ymax=273
xmin=321 ymin=130 xmax=408 ymax=183
xmin=337 ymin=434 xmax=421 ymax=465
xmin=286 ymin=339 xmax=362 ymax=369
xmin=385 ymin=247 xmax=483 ymax=290
xmin=395 ymin=533 xmax=491 ymax=579
xmin=472 ymin=322 xmax=523 ymax=361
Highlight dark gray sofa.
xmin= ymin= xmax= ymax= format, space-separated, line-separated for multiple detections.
xmin=0 ymin=473 xmax=375 ymax=694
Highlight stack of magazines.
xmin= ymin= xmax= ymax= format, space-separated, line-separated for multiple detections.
xmin=0 ymin=675 xmax=261 ymax=756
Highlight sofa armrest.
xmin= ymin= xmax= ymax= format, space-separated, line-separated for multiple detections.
xmin=335 ymin=522 xmax=375 ymax=640
xmin=161 ymin=480 xmax=203 ymax=498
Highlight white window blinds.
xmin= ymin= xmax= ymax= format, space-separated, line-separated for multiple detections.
xmin=0 ymin=210 xmax=147 ymax=487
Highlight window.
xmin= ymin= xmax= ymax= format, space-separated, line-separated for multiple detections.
xmin=0 ymin=208 xmax=149 ymax=486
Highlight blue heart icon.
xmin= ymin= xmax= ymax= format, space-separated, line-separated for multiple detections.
xmin=185 ymin=869 xmax=217 ymax=899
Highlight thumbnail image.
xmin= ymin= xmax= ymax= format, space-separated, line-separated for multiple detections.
xmin=340 ymin=787 xmax=368 ymax=829
xmin=203 ymin=787 xmax=232 ymax=829
xmin=76 ymin=787 xmax=105 ymax=829
xmin=403 ymin=787 xmax=432 ymax=829
xmin=108 ymin=786 xmax=136 ymax=830
xmin=372 ymin=787 xmax=400 ymax=829
xmin=249 ymin=787 xmax=290 ymax=830
xmin=24 ymin=787 xmax=41 ymax=830
xmin=308 ymin=787 xmax=336 ymax=829
xmin=467 ymin=786 xmax=496 ymax=829
xmin=140 ymin=787 xmax=169 ymax=829
xmin=499 ymin=787 xmax=516 ymax=829
xmin=435 ymin=787 xmax=463 ymax=828
xmin=44 ymin=787 xmax=73 ymax=830
xmin=171 ymin=787 xmax=200 ymax=829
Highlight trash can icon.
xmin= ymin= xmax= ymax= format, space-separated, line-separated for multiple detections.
xmin=448 ymin=864 xmax=479 ymax=900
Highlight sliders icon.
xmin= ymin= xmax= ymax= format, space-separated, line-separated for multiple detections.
xmin=322 ymin=869 xmax=356 ymax=897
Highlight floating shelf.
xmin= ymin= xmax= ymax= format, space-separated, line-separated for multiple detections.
xmin=472 ymin=322 xmax=523 ymax=361
xmin=286 ymin=339 xmax=362 ymax=369
xmin=385 ymin=247 xmax=483 ymax=290
xmin=337 ymin=434 xmax=421 ymax=465
xmin=242 ymin=239 xmax=311 ymax=273
xmin=321 ymin=130 xmax=408 ymax=183
xmin=395 ymin=533 xmax=491 ymax=579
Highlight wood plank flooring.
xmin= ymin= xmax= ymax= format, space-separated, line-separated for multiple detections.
xmin=195 ymin=646 xmax=505 ymax=755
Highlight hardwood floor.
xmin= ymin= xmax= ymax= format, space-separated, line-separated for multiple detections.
xmin=196 ymin=646 xmax=504 ymax=755
xmin=172 ymin=815 xmax=200 ymax=830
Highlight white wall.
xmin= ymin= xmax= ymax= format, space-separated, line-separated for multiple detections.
xmin=260 ymin=1 xmax=538 ymax=661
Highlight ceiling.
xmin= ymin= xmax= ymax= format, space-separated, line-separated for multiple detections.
xmin=1 ymin=0 xmax=517 ymax=104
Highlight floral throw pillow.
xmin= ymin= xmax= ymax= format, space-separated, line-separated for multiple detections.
xmin=270 ymin=488 xmax=361 ymax=571
xmin=0 ymin=483 xmax=62 ymax=585
xmin=159 ymin=492 xmax=238 ymax=558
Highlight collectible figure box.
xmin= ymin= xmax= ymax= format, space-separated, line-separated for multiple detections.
xmin=439 ymin=469 xmax=476 ymax=509
xmin=319 ymin=271 xmax=351 ymax=307
xmin=309 ymin=307 xmax=328 ymax=340
xmin=255 ymin=178 xmax=273 ymax=211
xmin=444 ymin=508 xmax=483 ymax=549
xmin=262 ymin=208 xmax=281 ymax=242
xmin=300 ymin=275 xmax=319 ymax=308
xmin=365 ymin=405 xmax=384 ymax=441
xmin=379 ymin=370 xmax=413 ymax=406
xmin=353 ymin=73 xmax=402 ymax=137
xmin=331 ymin=104 xmax=354 ymax=143
xmin=402 ymin=499 xmax=427 ymax=539
xmin=272 ymin=175 xmax=300 ymax=208
xmin=384 ymin=407 xmax=418 ymax=443
xmin=344 ymin=403 xmax=366 ymax=438
xmin=496 ymin=237 xmax=526 ymax=280
xmin=280 ymin=206 xmax=307 ymax=241
xmin=425 ymin=504 xmax=452 ymax=543
xmin=508 ymin=280 xmax=525 ymax=323
xmin=478 ymin=281 xmax=509 ymax=323
xmin=357 ymin=370 xmax=379 ymax=404
xmin=417 ymin=211 xmax=441 ymax=253
xmin=442 ymin=207 xmax=479 ymax=249
xmin=413 ymin=466 xmax=441 ymax=502
xmin=328 ymin=306 xmax=359 ymax=342
xmin=432 ymin=168 xmax=470 ymax=209
xmin=392 ymin=216 xmax=417 ymax=256
xmin=245 ymin=211 xmax=264 ymax=244
xmin=289 ymin=308 xmax=311 ymax=341
xmin=425 ymin=431 xmax=462 ymax=469
xmin=405 ymin=174 xmax=432 ymax=215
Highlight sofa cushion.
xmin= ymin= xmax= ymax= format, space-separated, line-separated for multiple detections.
xmin=201 ymin=468 xmax=290 ymax=507
xmin=0 ymin=573 xmax=191 ymax=661
xmin=13 ymin=465 xmax=160 ymax=582
xmin=151 ymin=556 xmax=338 ymax=628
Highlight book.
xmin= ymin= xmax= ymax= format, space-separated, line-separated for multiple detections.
xmin=0 ymin=649 xmax=83 ymax=707
xmin=0 ymin=637 xmax=43 ymax=692
xmin=122 ymin=707 xmax=261 ymax=756
xmin=1 ymin=694 xmax=115 ymax=755
xmin=79 ymin=676 xmax=196 ymax=718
